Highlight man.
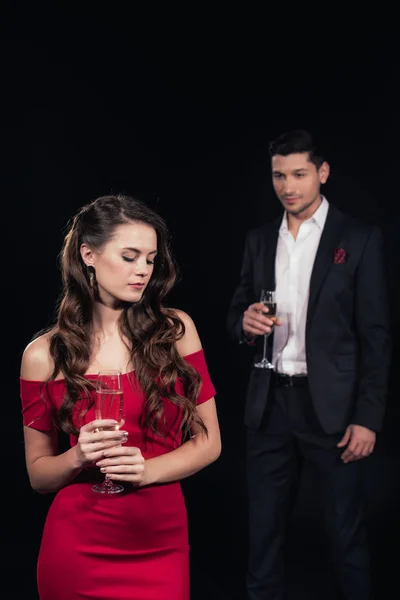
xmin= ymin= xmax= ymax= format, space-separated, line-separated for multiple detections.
xmin=227 ymin=129 xmax=391 ymax=600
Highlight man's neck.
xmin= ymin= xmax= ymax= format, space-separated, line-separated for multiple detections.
xmin=287 ymin=195 xmax=323 ymax=239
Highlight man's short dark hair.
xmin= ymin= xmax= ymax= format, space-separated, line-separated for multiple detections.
xmin=269 ymin=129 xmax=325 ymax=169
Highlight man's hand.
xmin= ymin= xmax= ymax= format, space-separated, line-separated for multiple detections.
xmin=242 ymin=302 xmax=282 ymax=339
xmin=337 ymin=424 xmax=376 ymax=463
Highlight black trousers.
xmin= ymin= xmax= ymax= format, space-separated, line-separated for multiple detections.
xmin=246 ymin=377 xmax=371 ymax=600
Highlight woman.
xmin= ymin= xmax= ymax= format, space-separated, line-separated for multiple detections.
xmin=20 ymin=194 xmax=221 ymax=600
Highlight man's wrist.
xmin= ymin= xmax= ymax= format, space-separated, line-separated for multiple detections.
xmin=242 ymin=331 xmax=256 ymax=345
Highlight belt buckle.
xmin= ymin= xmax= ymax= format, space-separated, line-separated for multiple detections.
xmin=285 ymin=375 xmax=294 ymax=387
xmin=277 ymin=373 xmax=293 ymax=387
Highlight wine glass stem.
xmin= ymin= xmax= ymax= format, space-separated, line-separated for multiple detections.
xmin=262 ymin=333 xmax=268 ymax=361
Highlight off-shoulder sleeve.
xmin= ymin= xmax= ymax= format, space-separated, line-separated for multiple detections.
xmin=184 ymin=349 xmax=216 ymax=405
xmin=20 ymin=379 xmax=56 ymax=431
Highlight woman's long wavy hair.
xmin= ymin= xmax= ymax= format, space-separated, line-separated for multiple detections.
xmin=44 ymin=194 xmax=205 ymax=439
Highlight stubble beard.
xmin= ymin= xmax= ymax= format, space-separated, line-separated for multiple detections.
xmin=285 ymin=193 xmax=320 ymax=217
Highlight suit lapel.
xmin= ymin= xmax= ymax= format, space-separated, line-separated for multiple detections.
xmin=261 ymin=216 xmax=281 ymax=291
xmin=307 ymin=205 xmax=345 ymax=317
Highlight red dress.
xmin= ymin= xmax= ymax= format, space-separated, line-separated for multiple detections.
xmin=20 ymin=349 xmax=216 ymax=600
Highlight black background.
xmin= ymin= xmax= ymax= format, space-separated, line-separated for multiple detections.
xmin=3 ymin=10 xmax=399 ymax=599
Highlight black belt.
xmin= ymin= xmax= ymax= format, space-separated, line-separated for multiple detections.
xmin=273 ymin=372 xmax=308 ymax=387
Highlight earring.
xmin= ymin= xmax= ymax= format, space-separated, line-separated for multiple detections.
xmin=88 ymin=267 xmax=95 ymax=288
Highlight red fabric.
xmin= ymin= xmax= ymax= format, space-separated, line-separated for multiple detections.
xmin=333 ymin=247 xmax=348 ymax=264
xmin=20 ymin=349 xmax=215 ymax=600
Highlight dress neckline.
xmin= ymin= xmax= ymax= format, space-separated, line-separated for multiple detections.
xmin=20 ymin=349 xmax=203 ymax=384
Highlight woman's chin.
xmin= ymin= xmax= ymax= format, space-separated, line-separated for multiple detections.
xmin=96 ymin=289 xmax=144 ymax=308
xmin=122 ymin=289 xmax=144 ymax=304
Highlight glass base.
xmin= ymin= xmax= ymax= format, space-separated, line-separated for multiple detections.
xmin=92 ymin=479 xmax=124 ymax=495
xmin=254 ymin=358 xmax=274 ymax=369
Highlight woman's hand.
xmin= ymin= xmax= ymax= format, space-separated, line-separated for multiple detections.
xmin=95 ymin=446 xmax=148 ymax=486
xmin=75 ymin=420 xmax=128 ymax=468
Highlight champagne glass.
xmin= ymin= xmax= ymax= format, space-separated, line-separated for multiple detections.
xmin=254 ymin=290 xmax=277 ymax=369
xmin=92 ymin=370 xmax=125 ymax=495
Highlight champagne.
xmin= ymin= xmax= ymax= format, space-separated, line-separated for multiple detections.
xmin=92 ymin=370 xmax=125 ymax=495
xmin=254 ymin=289 xmax=276 ymax=370
xmin=95 ymin=389 xmax=124 ymax=431
xmin=263 ymin=301 xmax=277 ymax=321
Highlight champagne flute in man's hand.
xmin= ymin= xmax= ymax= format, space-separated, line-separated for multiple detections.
xmin=254 ymin=290 xmax=277 ymax=369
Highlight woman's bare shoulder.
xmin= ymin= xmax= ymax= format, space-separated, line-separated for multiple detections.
xmin=21 ymin=331 xmax=55 ymax=381
xmin=170 ymin=309 xmax=202 ymax=357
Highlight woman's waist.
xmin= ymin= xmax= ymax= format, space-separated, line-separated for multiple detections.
xmin=52 ymin=477 xmax=185 ymax=522
xmin=47 ymin=479 xmax=188 ymax=550
xmin=70 ymin=466 xmax=182 ymax=491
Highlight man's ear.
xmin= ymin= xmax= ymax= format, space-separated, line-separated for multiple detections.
xmin=319 ymin=161 xmax=330 ymax=185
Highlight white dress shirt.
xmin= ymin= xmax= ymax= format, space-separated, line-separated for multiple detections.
xmin=272 ymin=196 xmax=329 ymax=375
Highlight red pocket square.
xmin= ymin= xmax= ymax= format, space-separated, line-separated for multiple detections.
xmin=333 ymin=247 xmax=348 ymax=264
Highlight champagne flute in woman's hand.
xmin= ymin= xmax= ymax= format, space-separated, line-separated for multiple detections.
xmin=92 ymin=370 xmax=125 ymax=495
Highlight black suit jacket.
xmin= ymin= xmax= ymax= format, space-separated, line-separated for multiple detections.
xmin=227 ymin=204 xmax=392 ymax=434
